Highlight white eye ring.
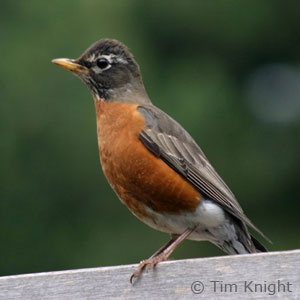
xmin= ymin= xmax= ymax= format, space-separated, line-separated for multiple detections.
xmin=96 ymin=58 xmax=110 ymax=70
xmin=92 ymin=58 xmax=111 ymax=73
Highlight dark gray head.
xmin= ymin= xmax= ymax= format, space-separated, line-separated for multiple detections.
xmin=52 ymin=39 xmax=150 ymax=104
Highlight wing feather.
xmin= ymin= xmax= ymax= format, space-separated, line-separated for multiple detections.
xmin=137 ymin=105 xmax=269 ymax=241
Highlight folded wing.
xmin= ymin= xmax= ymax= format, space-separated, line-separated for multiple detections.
xmin=137 ymin=105 xmax=268 ymax=241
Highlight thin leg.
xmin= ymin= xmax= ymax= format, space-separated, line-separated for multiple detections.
xmin=149 ymin=234 xmax=179 ymax=259
xmin=130 ymin=227 xmax=194 ymax=283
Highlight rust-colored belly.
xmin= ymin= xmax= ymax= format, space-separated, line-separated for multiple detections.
xmin=95 ymin=101 xmax=201 ymax=219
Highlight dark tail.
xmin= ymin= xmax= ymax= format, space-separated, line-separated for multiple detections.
xmin=251 ymin=235 xmax=267 ymax=252
xmin=215 ymin=218 xmax=268 ymax=255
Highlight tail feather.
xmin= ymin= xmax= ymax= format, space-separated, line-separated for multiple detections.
xmin=214 ymin=218 xmax=268 ymax=255
xmin=251 ymin=235 xmax=268 ymax=252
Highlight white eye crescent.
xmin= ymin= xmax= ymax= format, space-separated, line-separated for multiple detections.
xmin=96 ymin=58 xmax=110 ymax=69
xmin=89 ymin=53 xmax=128 ymax=73
xmin=92 ymin=58 xmax=111 ymax=73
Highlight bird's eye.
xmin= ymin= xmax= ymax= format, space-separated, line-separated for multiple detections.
xmin=96 ymin=58 xmax=110 ymax=69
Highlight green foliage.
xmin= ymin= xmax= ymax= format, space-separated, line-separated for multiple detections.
xmin=1 ymin=0 xmax=299 ymax=275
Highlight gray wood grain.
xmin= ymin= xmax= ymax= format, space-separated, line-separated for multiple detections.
xmin=0 ymin=250 xmax=299 ymax=300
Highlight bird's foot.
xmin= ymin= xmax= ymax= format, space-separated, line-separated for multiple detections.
xmin=130 ymin=253 xmax=168 ymax=284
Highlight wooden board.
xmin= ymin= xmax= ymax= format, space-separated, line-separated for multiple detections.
xmin=0 ymin=250 xmax=299 ymax=299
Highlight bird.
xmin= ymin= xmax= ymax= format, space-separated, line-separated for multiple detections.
xmin=52 ymin=38 xmax=269 ymax=283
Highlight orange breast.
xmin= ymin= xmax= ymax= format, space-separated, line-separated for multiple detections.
xmin=94 ymin=100 xmax=201 ymax=219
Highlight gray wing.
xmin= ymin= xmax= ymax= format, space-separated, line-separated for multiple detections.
xmin=137 ymin=105 xmax=267 ymax=240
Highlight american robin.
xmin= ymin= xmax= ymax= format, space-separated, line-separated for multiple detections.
xmin=52 ymin=39 xmax=269 ymax=283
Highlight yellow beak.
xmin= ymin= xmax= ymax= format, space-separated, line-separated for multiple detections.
xmin=51 ymin=58 xmax=89 ymax=74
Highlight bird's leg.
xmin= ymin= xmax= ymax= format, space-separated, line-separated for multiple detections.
xmin=149 ymin=234 xmax=179 ymax=258
xmin=130 ymin=227 xmax=194 ymax=283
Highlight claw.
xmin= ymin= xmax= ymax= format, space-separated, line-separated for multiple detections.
xmin=130 ymin=228 xmax=194 ymax=284
xmin=130 ymin=259 xmax=148 ymax=284
xmin=130 ymin=254 xmax=168 ymax=284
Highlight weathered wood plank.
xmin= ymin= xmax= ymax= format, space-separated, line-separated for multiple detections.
xmin=0 ymin=250 xmax=299 ymax=300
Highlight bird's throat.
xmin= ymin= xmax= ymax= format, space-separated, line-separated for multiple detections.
xmin=92 ymin=82 xmax=151 ymax=105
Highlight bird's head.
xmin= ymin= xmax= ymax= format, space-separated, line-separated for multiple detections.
xmin=52 ymin=39 xmax=150 ymax=103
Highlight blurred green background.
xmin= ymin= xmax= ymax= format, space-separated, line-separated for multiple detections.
xmin=1 ymin=0 xmax=300 ymax=276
